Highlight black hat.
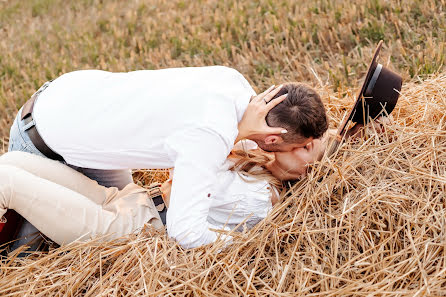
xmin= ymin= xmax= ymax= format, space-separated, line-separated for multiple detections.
xmin=338 ymin=40 xmax=403 ymax=136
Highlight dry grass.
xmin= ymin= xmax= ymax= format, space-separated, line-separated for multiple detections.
xmin=0 ymin=0 xmax=446 ymax=295
xmin=1 ymin=74 xmax=445 ymax=296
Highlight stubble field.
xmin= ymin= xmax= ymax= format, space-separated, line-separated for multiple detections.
xmin=0 ymin=0 xmax=445 ymax=296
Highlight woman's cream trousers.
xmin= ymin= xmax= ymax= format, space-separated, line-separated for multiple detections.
xmin=0 ymin=152 xmax=163 ymax=246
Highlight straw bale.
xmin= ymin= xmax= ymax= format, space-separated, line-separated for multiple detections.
xmin=1 ymin=74 xmax=445 ymax=296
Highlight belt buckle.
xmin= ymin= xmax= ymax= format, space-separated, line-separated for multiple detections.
xmin=147 ymin=183 xmax=165 ymax=210
xmin=155 ymin=203 xmax=165 ymax=212
xmin=23 ymin=118 xmax=36 ymax=132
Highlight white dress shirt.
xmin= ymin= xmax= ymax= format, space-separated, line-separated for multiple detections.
xmin=33 ymin=66 xmax=257 ymax=248
xmin=172 ymin=140 xmax=274 ymax=247
xmin=207 ymin=161 xmax=273 ymax=235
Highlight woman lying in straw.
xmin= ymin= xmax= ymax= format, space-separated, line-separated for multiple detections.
xmin=0 ymin=113 xmax=390 ymax=251
xmin=0 ymin=134 xmax=329 ymax=249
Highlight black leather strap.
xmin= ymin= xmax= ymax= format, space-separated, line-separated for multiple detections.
xmin=21 ymin=83 xmax=65 ymax=162
xmin=152 ymin=195 xmax=167 ymax=225
xmin=23 ymin=115 xmax=65 ymax=162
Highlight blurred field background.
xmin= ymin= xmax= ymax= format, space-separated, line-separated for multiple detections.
xmin=1 ymin=0 xmax=445 ymax=145
xmin=0 ymin=0 xmax=445 ymax=295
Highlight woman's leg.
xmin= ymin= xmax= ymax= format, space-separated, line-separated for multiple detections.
xmin=7 ymin=110 xmax=47 ymax=251
xmin=3 ymin=144 xmax=116 ymax=249
xmin=0 ymin=151 xmax=117 ymax=205
xmin=0 ymin=164 xmax=160 ymax=246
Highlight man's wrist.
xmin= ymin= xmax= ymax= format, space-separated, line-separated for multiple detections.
xmin=235 ymin=126 xmax=250 ymax=143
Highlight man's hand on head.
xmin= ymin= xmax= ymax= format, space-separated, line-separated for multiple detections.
xmin=235 ymin=85 xmax=288 ymax=143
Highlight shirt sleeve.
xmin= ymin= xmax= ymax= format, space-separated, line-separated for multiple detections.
xmin=165 ymin=126 xmax=235 ymax=248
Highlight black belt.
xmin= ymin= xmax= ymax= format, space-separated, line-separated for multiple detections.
xmin=21 ymin=84 xmax=65 ymax=162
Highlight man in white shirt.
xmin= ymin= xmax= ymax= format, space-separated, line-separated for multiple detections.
xmin=8 ymin=66 xmax=328 ymax=249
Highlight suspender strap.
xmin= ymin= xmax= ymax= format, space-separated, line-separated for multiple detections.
xmin=146 ymin=183 xmax=167 ymax=225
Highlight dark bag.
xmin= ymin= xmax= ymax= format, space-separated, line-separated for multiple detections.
xmin=0 ymin=210 xmax=23 ymax=249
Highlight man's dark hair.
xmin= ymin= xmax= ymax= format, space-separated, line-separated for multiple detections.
xmin=266 ymin=83 xmax=328 ymax=143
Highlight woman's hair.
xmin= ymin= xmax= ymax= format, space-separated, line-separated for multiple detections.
xmin=228 ymin=149 xmax=284 ymax=195
xmin=228 ymin=129 xmax=336 ymax=198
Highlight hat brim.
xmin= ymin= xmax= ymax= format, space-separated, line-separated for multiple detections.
xmin=337 ymin=40 xmax=383 ymax=137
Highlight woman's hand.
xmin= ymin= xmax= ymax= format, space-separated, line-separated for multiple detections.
xmin=235 ymin=85 xmax=288 ymax=143
xmin=160 ymin=179 xmax=172 ymax=208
